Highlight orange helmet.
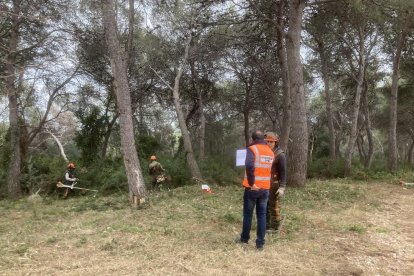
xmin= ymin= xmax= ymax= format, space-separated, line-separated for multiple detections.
xmin=150 ymin=155 xmax=156 ymax=161
xmin=67 ymin=163 xmax=76 ymax=169
xmin=264 ymin=132 xmax=279 ymax=142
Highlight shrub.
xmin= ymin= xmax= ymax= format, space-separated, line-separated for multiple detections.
xmin=307 ymin=157 xmax=346 ymax=178
xmin=199 ymin=157 xmax=241 ymax=186
xmin=20 ymin=154 xmax=67 ymax=194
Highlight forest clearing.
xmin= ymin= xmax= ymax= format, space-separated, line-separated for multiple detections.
xmin=1 ymin=179 xmax=413 ymax=275
xmin=2 ymin=1 xmax=414 ymax=275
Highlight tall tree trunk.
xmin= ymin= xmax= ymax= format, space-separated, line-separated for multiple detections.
xmin=243 ymin=109 xmax=250 ymax=147
xmin=276 ymin=0 xmax=291 ymax=151
xmin=309 ymin=131 xmax=315 ymax=162
xmin=408 ymin=140 xmax=414 ymax=165
xmin=243 ymin=81 xmax=252 ymax=147
xmin=356 ymin=134 xmax=365 ymax=164
xmin=6 ymin=0 xmax=22 ymax=199
xmin=189 ymin=54 xmax=205 ymax=161
xmin=199 ymin=98 xmax=205 ymax=161
xmin=387 ymin=30 xmax=406 ymax=172
xmin=317 ymin=40 xmax=336 ymax=160
xmin=101 ymin=115 xmax=118 ymax=158
xmin=344 ymin=29 xmax=366 ymax=177
xmin=172 ymin=33 xmax=202 ymax=180
xmin=362 ymin=83 xmax=373 ymax=168
xmin=334 ymin=111 xmax=343 ymax=158
xmin=101 ymin=0 xmax=146 ymax=204
xmin=286 ymin=0 xmax=307 ymax=187
xmin=127 ymin=0 xmax=134 ymax=71
xmin=407 ymin=127 xmax=414 ymax=165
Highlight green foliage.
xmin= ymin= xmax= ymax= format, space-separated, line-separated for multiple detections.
xmin=199 ymin=157 xmax=240 ymax=186
xmin=74 ymin=105 xmax=106 ymax=165
xmin=19 ymin=154 xmax=67 ymax=194
xmin=75 ymin=157 xmax=127 ymax=194
xmin=159 ymin=155 xmax=191 ymax=187
xmin=0 ymin=125 xmax=11 ymax=196
xmin=99 ymin=166 xmax=128 ymax=194
xmin=307 ymin=157 xmax=346 ymax=178
xmin=136 ymin=134 xmax=162 ymax=160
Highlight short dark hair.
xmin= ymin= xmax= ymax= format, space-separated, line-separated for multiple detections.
xmin=251 ymin=130 xmax=264 ymax=141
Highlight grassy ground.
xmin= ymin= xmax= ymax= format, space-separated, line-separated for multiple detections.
xmin=0 ymin=179 xmax=413 ymax=275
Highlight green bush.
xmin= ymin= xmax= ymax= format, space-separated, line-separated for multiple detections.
xmin=199 ymin=157 xmax=240 ymax=186
xmin=136 ymin=134 xmax=162 ymax=159
xmin=77 ymin=157 xmax=127 ymax=194
xmin=20 ymin=154 xmax=67 ymax=194
xmin=307 ymin=157 xmax=346 ymax=178
xmin=160 ymin=155 xmax=191 ymax=188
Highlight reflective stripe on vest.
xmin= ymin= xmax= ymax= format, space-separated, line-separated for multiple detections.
xmin=242 ymin=144 xmax=274 ymax=189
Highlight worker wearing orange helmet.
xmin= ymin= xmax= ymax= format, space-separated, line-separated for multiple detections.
xmin=264 ymin=132 xmax=287 ymax=232
xmin=63 ymin=162 xmax=78 ymax=199
xmin=148 ymin=155 xmax=165 ymax=190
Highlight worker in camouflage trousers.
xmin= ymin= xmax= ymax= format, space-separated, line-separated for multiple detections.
xmin=264 ymin=132 xmax=287 ymax=232
xmin=148 ymin=155 xmax=165 ymax=190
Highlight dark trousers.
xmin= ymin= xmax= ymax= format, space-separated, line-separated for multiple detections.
xmin=240 ymin=188 xmax=269 ymax=248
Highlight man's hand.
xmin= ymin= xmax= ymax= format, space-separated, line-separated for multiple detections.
xmin=276 ymin=187 xmax=285 ymax=198
xmin=251 ymin=184 xmax=260 ymax=191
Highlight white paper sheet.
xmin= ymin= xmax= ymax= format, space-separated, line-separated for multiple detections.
xmin=236 ymin=149 xmax=247 ymax=166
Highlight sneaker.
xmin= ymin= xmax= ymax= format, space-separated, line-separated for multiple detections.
xmin=256 ymin=245 xmax=264 ymax=251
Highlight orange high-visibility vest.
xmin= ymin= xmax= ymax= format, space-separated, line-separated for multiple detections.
xmin=242 ymin=144 xmax=274 ymax=189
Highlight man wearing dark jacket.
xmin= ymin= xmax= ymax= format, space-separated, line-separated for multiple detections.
xmin=264 ymin=132 xmax=287 ymax=232
xmin=237 ymin=130 xmax=274 ymax=250
xmin=63 ymin=163 xmax=77 ymax=199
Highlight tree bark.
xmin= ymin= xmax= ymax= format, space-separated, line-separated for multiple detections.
xmin=408 ymin=140 xmax=414 ymax=165
xmin=6 ymin=0 xmax=22 ymax=199
xmin=286 ymin=0 xmax=307 ymax=187
xmin=47 ymin=130 xmax=69 ymax=162
xmin=407 ymin=127 xmax=414 ymax=165
xmin=199 ymin=97 xmax=205 ymax=161
xmin=127 ymin=0 xmax=134 ymax=71
xmin=101 ymin=0 xmax=146 ymax=204
xmin=317 ymin=39 xmax=336 ymax=160
xmin=334 ymin=111 xmax=343 ymax=157
xmin=101 ymin=114 xmax=118 ymax=158
xmin=172 ymin=33 xmax=202 ymax=180
xmin=189 ymin=53 xmax=205 ymax=161
xmin=276 ymin=0 xmax=291 ymax=152
xmin=387 ymin=30 xmax=406 ymax=172
xmin=242 ymin=77 xmax=253 ymax=147
xmin=356 ymin=134 xmax=365 ymax=164
xmin=362 ymin=83 xmax=373 ymax=168
xmin=243 ymin=109 xmax=250 ymax=147
xmin=344 ymin=28 xmax=366 ymax=177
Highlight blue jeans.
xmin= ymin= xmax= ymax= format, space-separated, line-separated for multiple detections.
xmin=240 ymin=188 xmax=269 ymax=248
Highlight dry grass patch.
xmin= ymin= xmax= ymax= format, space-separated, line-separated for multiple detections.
xmin=1 ymin=180 xmax=413 ymax=275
